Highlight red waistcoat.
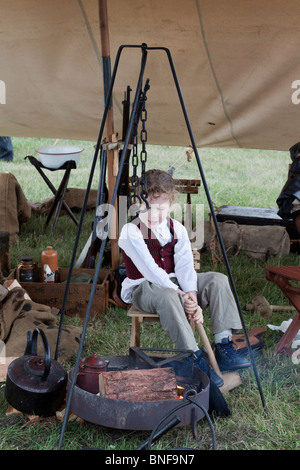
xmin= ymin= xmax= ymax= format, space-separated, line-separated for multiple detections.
xmin=122 ymin=219 xmax=177 ymax=280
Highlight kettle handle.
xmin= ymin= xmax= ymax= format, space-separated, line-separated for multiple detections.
xmin=30 ymin=328 xmax=51 ymax=380
xmin=16 ymin=262 xmax=22 ymax=282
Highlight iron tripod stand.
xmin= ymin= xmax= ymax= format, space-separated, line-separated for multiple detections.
xmin=57 ymin=43 xmax=267 ymax=450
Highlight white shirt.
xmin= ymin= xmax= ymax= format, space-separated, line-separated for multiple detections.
xmin=118 ymin=217 xmax=198 ymax=303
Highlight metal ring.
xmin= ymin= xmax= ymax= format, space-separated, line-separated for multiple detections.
xmin=183 ymin=388 xmax=198 ymax=400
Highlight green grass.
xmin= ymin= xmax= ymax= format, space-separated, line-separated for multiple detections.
xmin=0 ymin=137 xmax=299 ymax=451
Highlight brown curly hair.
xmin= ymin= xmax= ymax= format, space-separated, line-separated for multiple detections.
xmin=145 ymin=169 xmax=177 ymax=203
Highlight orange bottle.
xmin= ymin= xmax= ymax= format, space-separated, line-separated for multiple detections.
xmin=41 ymin=246 xmax=58 ymax=283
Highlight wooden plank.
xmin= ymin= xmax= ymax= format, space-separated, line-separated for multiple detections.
xmin=173 ymin=179 xmax=201 ymax=186
xmin=0 ymin=357 xmax=18 ymax=382
xmin=220 ymin=372 xmax=242 ymax=393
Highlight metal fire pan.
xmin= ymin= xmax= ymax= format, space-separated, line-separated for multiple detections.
xmin=68 ymin=356 xmax=210 ymax=431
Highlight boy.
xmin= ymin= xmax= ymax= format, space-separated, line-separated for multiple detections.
xmin=119 ymin=169 xmax=250 ymax=386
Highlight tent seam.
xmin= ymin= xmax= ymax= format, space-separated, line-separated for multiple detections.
xmin=195 ymin=0 xmax=241 ymax=148
xmin=78 ymin=0 xmax=102 ymax=67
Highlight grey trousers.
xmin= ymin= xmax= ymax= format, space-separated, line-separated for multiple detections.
xmin=131 ymin=272 xmax=242 ymax=352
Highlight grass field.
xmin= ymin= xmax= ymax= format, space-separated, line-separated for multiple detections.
xmin=0 ymin=137 xmax=299 ymax=450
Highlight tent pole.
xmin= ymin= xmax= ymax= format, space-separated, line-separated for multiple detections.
xmin=98 ymin=0 xmax=119 ymax=270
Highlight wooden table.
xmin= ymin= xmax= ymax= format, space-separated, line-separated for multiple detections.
xmin=266 ymin=265 xmax=300 ymax=356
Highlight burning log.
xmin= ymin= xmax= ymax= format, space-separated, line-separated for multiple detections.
xmin=98 ymin=367 xmax=179 ymax=401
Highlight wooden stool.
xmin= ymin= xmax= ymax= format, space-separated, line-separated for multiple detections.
xmin=266 ymin=265 xmax=300 ymax=356
xmin=127 ymin=306 xmax=160 ymax=348
xmin=26 ymin=156 xmax=78 ymax=235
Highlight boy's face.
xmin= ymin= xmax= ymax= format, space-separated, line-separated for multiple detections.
xmin=139 ymin=192 xmax=171 ymax=228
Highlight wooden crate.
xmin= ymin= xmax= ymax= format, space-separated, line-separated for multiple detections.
xmin=6 ymin=267 xmax=111 ymax=318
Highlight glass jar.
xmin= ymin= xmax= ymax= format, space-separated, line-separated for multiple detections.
xmin=17 ymin=256 xmax=38 ymax=282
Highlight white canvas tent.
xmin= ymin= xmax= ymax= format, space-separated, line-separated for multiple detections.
xmin=0 ymin=2 xmax=272 ymax=436
xmin=1 ymin=0 xmax=300 ymax=151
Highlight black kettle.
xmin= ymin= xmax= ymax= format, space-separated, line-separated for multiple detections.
xmin=5 ymin=328 xmax=67 ymax=417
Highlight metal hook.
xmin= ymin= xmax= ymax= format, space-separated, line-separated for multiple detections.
xmin=129 ymin=194 xmax=143 ymax=216
xmin=140 ymin=189 xmax=149 ymax=212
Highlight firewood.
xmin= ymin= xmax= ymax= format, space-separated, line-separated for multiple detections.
xmin=0 ymin=357 xmax=18 ymax=382
xmin=55 ymin=407 xmax=84 ymax=423
xmin=98 ymin=367 xmax=179 ymax=401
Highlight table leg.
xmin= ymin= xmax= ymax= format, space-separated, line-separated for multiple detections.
xmin=275 ymin=311 xmax=300 ymax=356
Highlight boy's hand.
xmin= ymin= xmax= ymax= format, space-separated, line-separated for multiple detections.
xmin=190 ymin=305 xmax=203 ymax=324
xmin=182 ymin=292 xmax=203 ymax=324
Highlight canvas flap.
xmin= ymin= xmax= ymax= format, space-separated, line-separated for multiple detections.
xmin=0 ymin=0 xmax=299 ymax=151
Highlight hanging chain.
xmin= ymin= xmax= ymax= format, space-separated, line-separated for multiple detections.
xmin=130 ymin=110 xmax=140 ymax=206
xmin=130 ymin=79 xmax=150 ymax=212
xmin=139 ymin=98 xmax=148 ymax=208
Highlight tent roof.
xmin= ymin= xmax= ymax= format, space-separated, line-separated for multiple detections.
xmin=0 ymin=0 xmax=299 ymax=150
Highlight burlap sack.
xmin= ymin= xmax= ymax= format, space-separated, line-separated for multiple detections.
xmin=0 ymin=173 xmax=31 ymax=245
xmin=201 ymin=220 xmax=290 ymax=261
xmin=212 ymin=221 xmax=290 ymax=261
xmin=32 ymin=187 xmax=98 ymax=214
xmin=0 ymin=286 xmax=82 ymax=361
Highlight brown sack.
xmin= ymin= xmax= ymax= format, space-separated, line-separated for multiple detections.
xmin=32 ymin=187 xmax=98 ymax=214
xmin=63 ymin=187 xmax=98 ymax=211
xmin=0 ymin=286 xmax=82 ymax=361
xmin=0 ymin=173 xmax=31 ymax=245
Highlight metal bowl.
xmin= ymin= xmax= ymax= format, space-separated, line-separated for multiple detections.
xmin=36 ymin=145 xmax=83 ymax=169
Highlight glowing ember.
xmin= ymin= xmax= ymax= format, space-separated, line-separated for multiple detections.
xmin=177 ymin=385 xmax=185 ymax=399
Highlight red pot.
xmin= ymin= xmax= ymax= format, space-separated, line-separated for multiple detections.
xmin=76 ymin=353 xmax=108 ymax=394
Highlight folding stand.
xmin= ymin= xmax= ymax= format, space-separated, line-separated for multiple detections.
xmin=26 ymin=156 xmax=78 ymax=235
xmin=57 ymin=44 xmax=267 ymax=449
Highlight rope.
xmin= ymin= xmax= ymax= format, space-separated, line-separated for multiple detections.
xmin=209 ymin=205 xmax=242 ymax=266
